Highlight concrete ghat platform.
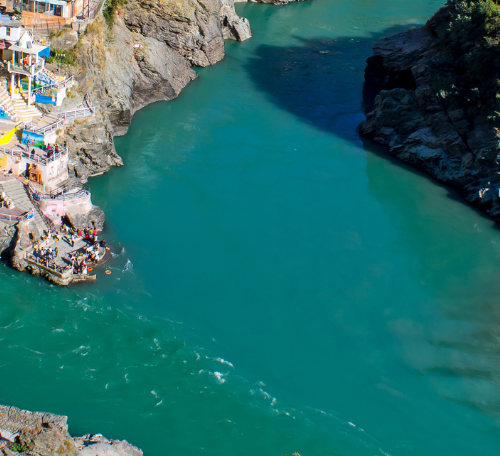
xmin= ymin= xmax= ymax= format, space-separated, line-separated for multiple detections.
xmin=11 ymin=222 xmax=110 ymax=286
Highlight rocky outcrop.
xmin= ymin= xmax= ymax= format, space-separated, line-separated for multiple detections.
xmin=359 ymin=3 xmax=500 ymax=221
xmin=0 ymin=405 xmax=142 ymax=456
xmin=221 ymin=0 xmax=252 ymax=41
xmin=75 ymin=434 xmax=143 ymax=456
xmin=60 ymin=0 xmax=251 ymax=179
xmin=50 ymin=29 xmax=79 ymax=51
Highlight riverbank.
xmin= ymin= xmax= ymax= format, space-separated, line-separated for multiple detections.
xmin=61 ymin=0 xmax=254 ymax=180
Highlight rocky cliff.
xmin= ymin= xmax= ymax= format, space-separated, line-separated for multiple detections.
xmin=359 ymin=0 xmax=500 ymax=220
xmin=58 ymin=0 xmax=251 ymax=180
xmin=0 ymin=405 xmax=142 ymax=456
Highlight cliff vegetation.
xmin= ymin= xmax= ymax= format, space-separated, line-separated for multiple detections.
xmin=429 ymin=0 xmax=500 ymax=120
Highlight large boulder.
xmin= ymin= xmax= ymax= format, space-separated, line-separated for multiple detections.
xmin=51 ymin=29 xmax=79 ymax=51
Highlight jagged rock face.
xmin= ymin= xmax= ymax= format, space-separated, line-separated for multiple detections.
xmin=359 ymin=22 xmax=500 ymax=220
xmin=221 ymin=0 xmax=252 ymax=41
xmin=51 ymin=29 xmax=79 ymax=51
xmin=67 ymin=0 xmax=250 ymax=178
xmin=0 ymin=221 xmax=16 ymax=257
xmin=64 ymin=113 xmax=123 ymax=180
xmin=75 ymin=434 xmax=143 ymax=456
xmin=124 ymin=0 xmax=225 ymax=67
xmin=75 ymin=17 xmax=197 ymax=137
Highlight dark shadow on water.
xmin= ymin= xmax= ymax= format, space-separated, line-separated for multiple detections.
xmin=244 ymin=25 xmax=417 ymax=143
xmin=243 ymin=25 xmax=500 ymax=227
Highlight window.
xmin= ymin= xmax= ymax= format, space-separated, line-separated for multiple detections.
xmin=6 ymin=27 xmax=10 ymax=37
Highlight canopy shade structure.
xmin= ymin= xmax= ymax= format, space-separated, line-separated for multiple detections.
xmin=9 ymin=43 xmax=48 ymax=54
xmin=27 ymin=0 xmax=67 ymax=5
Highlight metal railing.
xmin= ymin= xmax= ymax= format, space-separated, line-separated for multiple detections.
xmin=8 ymin=60 xmax=45 ymax=76
xmin=60 ymin=106 xmax=95 ymax=120
xmin=49 ymin=181 xmax=87 ymax=197
xmin=47 ymin=188 xmax=90 ymax=201
xmin=25 ymin=251 xmax=70 ymax=277
xmin=77 ymin=0 xmax=106 ymax=20
xmin=29 ymin=181 xmax=90 ymax=202
xmin=1 ymin=145 xmax=68 ymax=166
xmin=0 ymin=207 xmax=34 ymax=222
xmin=25 ymin=101 xmax=95 ymax=136
xmin=30 ymin=117 xmax=65 ymax=135
xmin=32 ymin=76 xmax=74 ymax=97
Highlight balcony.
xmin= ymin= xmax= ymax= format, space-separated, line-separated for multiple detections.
xmin=8 ymin=59 xmax=44 ymax=77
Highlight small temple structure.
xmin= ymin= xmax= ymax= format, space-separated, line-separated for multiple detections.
xmin=7 ymin=31 xmax=47 ymax=105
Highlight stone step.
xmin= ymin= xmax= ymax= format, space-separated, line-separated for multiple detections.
xmin=0 ymin=180 xmax=47 ymax=233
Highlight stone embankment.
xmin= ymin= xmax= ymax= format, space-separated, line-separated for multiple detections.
xmin=0 ymin=405 xmax=142 ymax=456
xmin=359 ymin=2 xmax=500 ymax=220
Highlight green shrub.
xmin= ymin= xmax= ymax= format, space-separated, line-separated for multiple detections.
xmin=46 ymin=47 xmax=77 ymax=66
xmin=429 ymin=0 xmax=500 ymax=118
xmin=9 ymin=441 xmax=30 ymax=454
xmin=103 ymin=0 xmax=128 ymax=28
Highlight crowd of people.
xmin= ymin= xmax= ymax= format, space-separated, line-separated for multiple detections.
xmin=31 ymin=223 xmax=108 ymax=275
xmin=32 ymin=244 xmax=62 ymax=272
xmin=26 ymin=142 xmax=63 ymax=157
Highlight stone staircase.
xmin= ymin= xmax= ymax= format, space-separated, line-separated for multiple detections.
xmin=0 ymin=87 xmax=18 ymax=121
xmin=0 ymin=179 xmax=48 ymax=236
xmin=0 ymin=88 xmax=44 ymax=123
xmin=11 ymin=93 xmax=43 ymax=123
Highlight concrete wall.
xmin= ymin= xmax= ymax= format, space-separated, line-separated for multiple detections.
xmin=39 ymin=192 xmax=91 ymax=219
xmin=5 ymin=152 xmax=68 ymax=190
xmin=0 ymin=26 xmax=22 ymax=41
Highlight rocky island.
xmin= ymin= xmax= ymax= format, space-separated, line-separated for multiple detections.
xmin=360 ymin=0 xmax=500 ymax=220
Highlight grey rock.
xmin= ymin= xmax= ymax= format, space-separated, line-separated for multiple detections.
xmin=66 ymin=203 xmax=106 ymax=231
xmin=359 ymin=19 xmax=500 ymax=220
xmin=50 ymin=29 xmax=79 ymax=50
xmin=221 ymin=0 xmax=252 ymax=41
xmin=64 ymin=0 xmax=251 ymax=178
xmin=0 ymin=405 xmax=142 ymax=456
xmin=75 ymin=434 xmax=143 ymax=456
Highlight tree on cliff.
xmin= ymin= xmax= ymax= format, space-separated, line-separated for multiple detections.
xmin=429 ymin=0 xmax=500 ymax=120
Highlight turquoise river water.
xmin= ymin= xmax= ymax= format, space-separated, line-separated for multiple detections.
xmin=2 ymin=1 xmax=500 ymax=455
